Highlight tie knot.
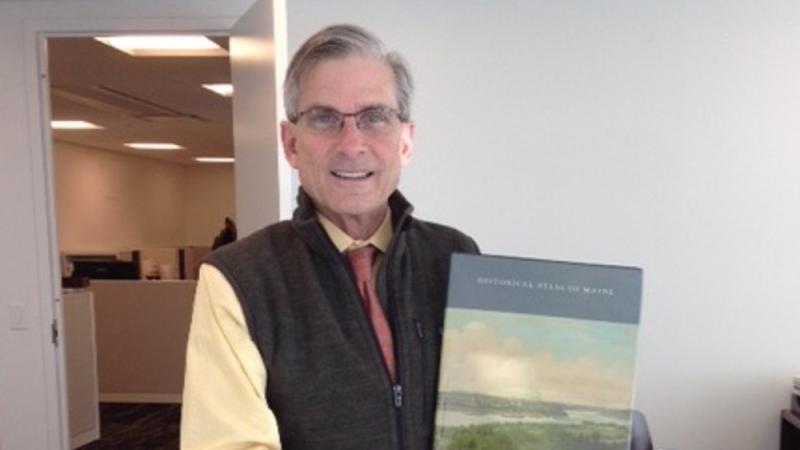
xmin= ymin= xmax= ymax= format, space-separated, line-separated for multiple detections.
xmin=346 ymin=245 xmax=376 ymax=282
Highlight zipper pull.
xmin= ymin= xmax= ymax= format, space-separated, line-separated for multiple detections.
xmin=393 ymin=384 xmax=403 ymax=408
xmin=414 ymin=320 xmax=424 ymax=339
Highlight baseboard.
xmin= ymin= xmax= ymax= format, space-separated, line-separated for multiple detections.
xmin=99 ymin=393 xmax=182 ymax=404
xmin=71 ymin=428 xmax=100 ymax=450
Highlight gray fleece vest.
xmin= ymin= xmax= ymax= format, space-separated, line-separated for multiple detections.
xmin=206 ymin=190 xmax=478 ymax=450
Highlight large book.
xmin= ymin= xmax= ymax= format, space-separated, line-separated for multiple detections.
xmin=434 ymin=253 xmax=643 ymax=450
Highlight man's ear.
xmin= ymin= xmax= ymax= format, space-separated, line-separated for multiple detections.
xmin=280 ymin=121 xmax=299 ymax=168
xmin=399 ymin=122 xmax=415 ymax=167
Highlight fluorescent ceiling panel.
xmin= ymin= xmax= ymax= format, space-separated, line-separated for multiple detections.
xmin=94 ymin=35 xmax=227 ymax=57
xmin=124 ymin=142 xmax=185 ymax=151
xmin=202 ymin=83 xmax=234 ymax=97
xmin=194 ymin=157 xmax=235 ymax=163
xmin=51 ymin=120 xmax=103 ymax=130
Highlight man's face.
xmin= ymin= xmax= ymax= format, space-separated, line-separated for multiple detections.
xmin=281 ymin=55 xmax=414 ymax=227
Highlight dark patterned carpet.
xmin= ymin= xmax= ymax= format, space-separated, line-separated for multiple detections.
xmin=78 ymin=403 xmax=180 ymax=450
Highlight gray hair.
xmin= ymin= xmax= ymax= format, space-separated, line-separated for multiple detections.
xmin=284 ymin=24 xmax=413 ymax=122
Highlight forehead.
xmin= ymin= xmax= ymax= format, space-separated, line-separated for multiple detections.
xmin=298 ymin=54 xmax=397 ymax=111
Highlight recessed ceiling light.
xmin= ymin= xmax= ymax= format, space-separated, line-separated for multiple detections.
xmin=202 ymin=83 xmax=233 ymax=97
xmin=51 ymin=120 xmax=103 ymax=130
xmin=194 ymin=157 xmax=235 ymax=163
xmin=94 ymin=35 xmax=227 ymax=57
xmin=124 ymin=142 xmax=185 ymax=151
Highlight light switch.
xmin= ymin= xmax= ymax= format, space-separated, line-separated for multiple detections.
xmin=8 ymin=303 xmax=27 ymax=330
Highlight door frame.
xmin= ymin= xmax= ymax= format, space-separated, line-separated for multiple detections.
xmin=21 ymin=4 xmax=285 ymax=448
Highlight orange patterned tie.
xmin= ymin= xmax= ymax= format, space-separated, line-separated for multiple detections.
xmin=346 ymin=245 xmax=396 ymax=381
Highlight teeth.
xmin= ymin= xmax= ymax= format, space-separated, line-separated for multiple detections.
xmin=332 ymin=171 xmax=370 ymax=179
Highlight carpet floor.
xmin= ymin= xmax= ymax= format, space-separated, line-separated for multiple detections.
xmin=77 ymin=403 xmax=180 ymax=450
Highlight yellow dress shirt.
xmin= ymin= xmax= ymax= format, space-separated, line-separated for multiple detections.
xmin=181 ymin=213 xmax=393 ymax=450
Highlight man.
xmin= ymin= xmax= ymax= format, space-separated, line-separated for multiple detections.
xmin=181 ymin=24 xmax=478 ymax=450
xmin=210 ymin=217 xmax=237 ymax=250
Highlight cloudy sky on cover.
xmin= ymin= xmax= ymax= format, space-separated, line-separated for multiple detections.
xmin=439 ymin=308 xmax=638 ymax=409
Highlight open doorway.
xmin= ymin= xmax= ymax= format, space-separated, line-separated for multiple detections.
xmin=48 ymin=34 xmax=236 ymax=448
xmin=15 ymin=2 xmax=287 ymax=448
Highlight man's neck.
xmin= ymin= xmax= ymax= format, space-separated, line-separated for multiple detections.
xmin=318 ymin=206 xmax=389 ymax=241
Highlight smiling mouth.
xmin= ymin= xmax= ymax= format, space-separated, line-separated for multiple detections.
xmin=331 ymin=170 xmax=373 ymax=180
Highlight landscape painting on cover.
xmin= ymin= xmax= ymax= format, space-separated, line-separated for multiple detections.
xmin=434 ymin=254 xmax=642 ymax=450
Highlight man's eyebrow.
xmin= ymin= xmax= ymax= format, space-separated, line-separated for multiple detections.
xmin=300 ymin=103 xmax=337 ymax=112
xmin=301 ymin=103 xmax=393 ymax=113
xmin=356 ymin=103 xmax=390 ymax=111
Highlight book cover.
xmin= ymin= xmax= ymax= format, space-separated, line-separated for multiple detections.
xmin=434 ymin=253 xmax=643 ymax=450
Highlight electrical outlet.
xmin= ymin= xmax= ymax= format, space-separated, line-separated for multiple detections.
xmin=8 ymin=303 xmax=27 ymax=330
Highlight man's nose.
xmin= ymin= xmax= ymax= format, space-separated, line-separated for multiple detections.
xmin=336 ymin=117 xmax=367 ymax=149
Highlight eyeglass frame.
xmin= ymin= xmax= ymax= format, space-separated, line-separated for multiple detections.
xmin=288 ymin=105 xmax=410 ymax=136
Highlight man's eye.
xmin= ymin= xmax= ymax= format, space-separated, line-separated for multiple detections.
xmin=361 ymin=109 xmax=390 ymax=125
xmin=307 ymin=111 xmax=340 ymax=128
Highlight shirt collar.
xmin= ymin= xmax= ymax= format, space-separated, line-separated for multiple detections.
xmin=317 ymin=211 xmax=393 ymax=254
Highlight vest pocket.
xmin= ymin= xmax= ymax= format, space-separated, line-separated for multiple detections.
xmin=414 ymin=318 xmax=440 ymax=445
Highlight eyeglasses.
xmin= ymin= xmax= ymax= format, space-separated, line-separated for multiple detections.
xmin=290 ymin=106 xmax=406 ymax=137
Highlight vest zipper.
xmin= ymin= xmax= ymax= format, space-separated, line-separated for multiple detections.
xmin=393 ymin=383 xmax=405 ymax=449
xmin=376 ymin=232 xmax=407 ymax=448
xmin=393 ymin=383 xmax=403 ymax=408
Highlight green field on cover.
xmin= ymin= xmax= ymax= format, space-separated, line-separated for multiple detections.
xmin=433 ymin=392 xmax=630 ymax=449
xmin=435 ymin=421 xmax=628 ymax=450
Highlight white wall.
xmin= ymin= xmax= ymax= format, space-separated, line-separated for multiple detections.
xmin=0 ymin=1 xmax=254 ymax=449
xmin=288 ymin=2 xmax=800 ymax=449
xmin=54 ymin=142 xmax=235 ymax=253
xmin=54 ymin=142 xmax=184 ymax=253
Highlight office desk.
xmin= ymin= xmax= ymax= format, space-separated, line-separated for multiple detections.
xmin=90 ymin=280 xmax=195 ymax=403
xmin=782 ymin=410 xmax=800 ymax=450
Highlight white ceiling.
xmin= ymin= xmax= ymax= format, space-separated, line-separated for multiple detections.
xmin=48 ymin=36 xmax=232 ymax=165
